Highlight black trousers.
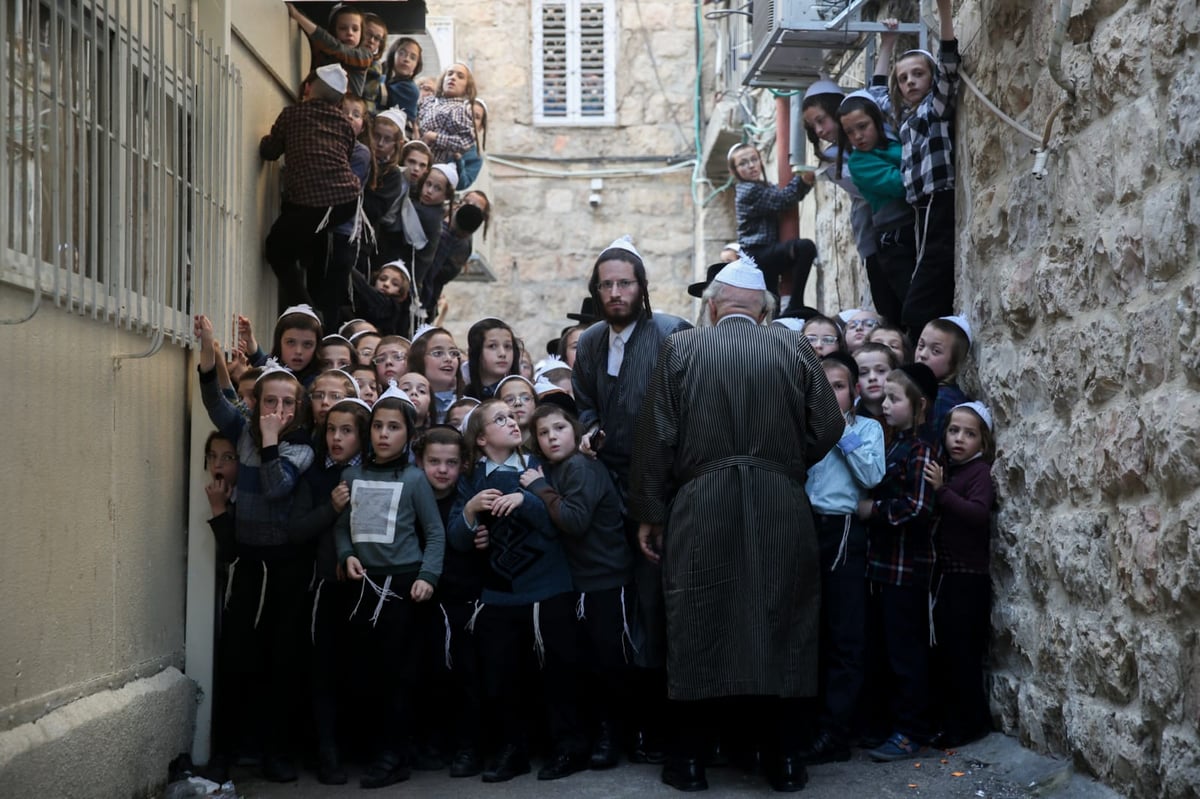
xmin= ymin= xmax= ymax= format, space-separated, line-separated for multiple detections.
xmin=871 ymin=224 xmax=918 ymax=328
xmin=863 ymin=581 xmax=931 ymax=742
xmin=346 ymin=573 xmax=424 ymax=758
xmin=745 ymin=239 xmax=818 ymax=313
xmin=214 ymin=556 xmax=310 ymax=761
xmin=901 ymin=191 xmax=955 ymax=343
xmin=930 ymin=572 xmax=992 ymax=741
xmin=474 ymin=593 xmax=585 ymax=754
xmin=576 ymin=586 xmax=635 ymax=735
xmin=815 ymin=514 xmax=868 ymax=742
xmin=430 ymin=599 xmax=487 ymax=752
xmin=310 ymin=577 xmax=354 ymax=754
xmin=265 ymin=200 xmax=357 ymax=309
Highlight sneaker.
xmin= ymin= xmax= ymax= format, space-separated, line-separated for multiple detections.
xmin=867 ymin=732 xmax=922 ymax=762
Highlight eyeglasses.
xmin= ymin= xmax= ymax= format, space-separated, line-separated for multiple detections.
xmin=205 ymin=452 xmax=237 ymax=464
xmin=805 ymin=335 xmax=839 ymax=347
xmin=597 ymin=279 xmax=636 ymax=294
xmin=489 ymin=413 xmax=517 ymax=427
xmin=846 ymin=319 xmax=880 ymax=330
xmin=358 ymin=347 xmax=375 ymax=358
xmin=428 ymin=348 xmax=462 ymax=360
xmin=373 ymin=352 xmax=407 ymax=365
xmin=311 ymin=391 xmax=346 ymax=402
xmin=503 ymin=393 xmax=534 ymax=407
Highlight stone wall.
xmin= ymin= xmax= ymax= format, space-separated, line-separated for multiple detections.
xmin=435 ymin=0 xmax=707 ymax=348
xmin=800 ymin=0 xmax=1200 ymax=796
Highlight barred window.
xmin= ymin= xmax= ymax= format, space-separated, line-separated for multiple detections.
xmin=2 ymin=0 xmax=242 ymax=349
xmin=532 ymin=0 xmax=615 ymax=125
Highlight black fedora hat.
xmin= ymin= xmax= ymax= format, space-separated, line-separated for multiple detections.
xmin=566 ymin=297 xmax=598 ymax=323
xmin=688 ymin=262 xmax=728 ymax=298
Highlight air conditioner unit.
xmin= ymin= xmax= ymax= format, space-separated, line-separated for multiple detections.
xmin=744 ymin=0 xmax=865 ymax=89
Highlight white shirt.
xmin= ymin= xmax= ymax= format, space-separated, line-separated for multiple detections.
xmin=607 ymin=321 xmax=637 ymax=377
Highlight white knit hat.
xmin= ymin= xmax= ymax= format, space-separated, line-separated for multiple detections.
xmin=376 ymin=107 xmax=407 ymax=132
xmin=316 ymin=63 xmax=348 ymax=96
xmin=938 ymin=314 xmax=973 ymax=347
xmin=953 ymin=401 xmax=993 ymax=431
xmin=431 ymin=162 xmax=458 ymax=188
xmin=713 ymin=256 xmax=766 ymax=291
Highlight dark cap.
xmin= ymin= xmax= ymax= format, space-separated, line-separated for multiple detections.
xmin=453 ymin=203 xmax=484 ymax=235
xmin=821 ymin=351 xmax=859 ymax=384
xmin=688 ymin=262 xmax=727 ymax=298
xmin=897 ymin=362 xmax=939 ymax=403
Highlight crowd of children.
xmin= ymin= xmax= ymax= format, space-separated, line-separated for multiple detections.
xmin=265 ymin=3 xmax=492 ymax=341
xmin=193 ymin=0 xmax=996 ymax=790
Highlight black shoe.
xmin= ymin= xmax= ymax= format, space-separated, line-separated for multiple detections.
xmin=538 ymin=749 xmax=589 ymax=780
xmin=801 ymin=729 xmax=851 ymax=765
xmin=360 ymin=751 xmax=411 ymax=789
xmin=768 ymin=756 xmax=808 ymax=792
xmin=590 ymin=722 xmax=620 ymax=769
xmin=412 ymin=743 xmax=446 ymax=771
xmin=630 ymin=730 xmax=667 ymax=765
xmin=662 ymin=756 xmax=708 ymax=792
xmin=481 ymin=744 xmax=530 ymax=783
xmin=449 ymin=747 xmax=483 ymax=778
xmin=317 ymin=747 xmax=348 ymax=785
xmin=261 ymin=755 xmax=298 ymax=783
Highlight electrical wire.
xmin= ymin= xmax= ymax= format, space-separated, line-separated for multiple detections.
xmin=958 ymin=69 xmax=1042 ymax=144
xmin=485 ymin=154 xmax=697 ymax=179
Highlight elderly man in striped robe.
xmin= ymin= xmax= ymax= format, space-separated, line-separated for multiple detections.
xmin=629 ymin=258 xmax=844 ymax=793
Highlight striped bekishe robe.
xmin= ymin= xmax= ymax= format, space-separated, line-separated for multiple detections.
xmin=629 ymin=315 xmax=845 ymax=701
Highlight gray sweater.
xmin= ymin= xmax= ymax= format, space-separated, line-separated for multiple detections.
xmin=335 ymin=459 xmax=445 ymax=586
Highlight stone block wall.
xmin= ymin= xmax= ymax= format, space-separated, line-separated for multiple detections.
xmin=437 ymin=0 xmax=706 ymax=349
xmin=804 ymin=0 xmax=1200 ymax=796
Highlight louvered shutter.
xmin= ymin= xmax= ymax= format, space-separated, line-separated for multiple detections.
xmin=533 ymin=0 xmax=615 ymax=125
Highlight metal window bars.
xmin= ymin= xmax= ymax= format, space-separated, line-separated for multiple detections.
xmin=0 ymin=0 xmax=243 ymax=358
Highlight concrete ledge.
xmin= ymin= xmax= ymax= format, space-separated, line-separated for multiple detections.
xmin=0 ymin=667 xmax=197 ymax=799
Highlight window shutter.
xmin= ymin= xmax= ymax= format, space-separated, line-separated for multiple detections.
xmin=533 ymin=0 xmax=615 ymax=125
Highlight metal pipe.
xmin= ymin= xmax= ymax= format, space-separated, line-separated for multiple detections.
xmin=1048 ymin=0 xmax=1075 ymax=98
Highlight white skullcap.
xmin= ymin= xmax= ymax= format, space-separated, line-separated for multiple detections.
xmin=838 ymin=308 xmax=861 ymax=322
xmin=839 ymin=89 xmax=881 ymax=109
xmin=604 ymin=234 xmax=642 ymax=260
xmin=496 ymin=375 xmax=536 ymax=394
xmin=952 ymin=401 xmax=993 ymax=431
xmin=772 ymin=318 xmax=805 ymax=331
xmin=534 ymin=355 xmax=571 ymax=382
xmin=333 ymin=397 xmax=373 ymax=413
xmin=374 ymin=379 xmax=415 ymax=409
xmin=727 ymin=142 xmax=751 ymax=161
xmin=938 ymin=314 xmax=973 ymax=347
xmin=412 ymin=324 xmax=437 ymax=342
xmin=803 ymin=78 xmax=845 ymax=99
xmin=279 ymin=303 xmax=321 ymax=323
xmin=713 ymin=256 xmax=767 ymax=291
xmin=316 ymin=63 xmax=348 ymax=96
xmin=255 ymin=357 xmax=298 ymax=384
xmin=533 ymin=377 xmax=565 ymax=398
xmin=431 ymin=162 xmax=458 ymax=188
xmin=380 ymin=259 xmax=411 ymax=282
xmin=376 ymin=107 xmax=407 ymax=131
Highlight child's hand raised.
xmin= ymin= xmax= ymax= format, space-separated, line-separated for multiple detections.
xmin=410 ymin=579 xmax=434 ymax=602
xmin=237 ymin=315 xmax=258 ymax=357
xmin=923 ymin=461 xmax=944 ymax=491
xmin=193 ymin=314 xmax=214 ymax=344
xmin=518 ymin=467 xmax=544 ymax=488
xmin=258 ymin=409 xmax=293 ymax=446
xmin=331 ymin=481 xmax=350 ymax=513
xmin=489 ymin=491 xmax=525 ymax=517
xmin=880 ymin=17 xmax=900 ymax=45
xmin=205 ymin=475 xmax=232 ymax=516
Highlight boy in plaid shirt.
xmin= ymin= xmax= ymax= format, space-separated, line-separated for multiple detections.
xmin=260 ymin=63 xmax=362 ymax=309
xmin=869 ymin=0 xmax=959 ymax=343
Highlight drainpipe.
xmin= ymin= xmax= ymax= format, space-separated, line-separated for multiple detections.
xmin=775 ymin=96 xmax=799 ymax=299
xmin=1048 ymin=0 xmax=1075 ymax=98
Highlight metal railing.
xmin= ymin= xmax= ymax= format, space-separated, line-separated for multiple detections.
xmin=1 ymin=0 xmax=243 ymax=357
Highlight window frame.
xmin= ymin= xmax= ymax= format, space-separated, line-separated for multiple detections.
xmin=531 ymin=0 xmax=617 ymax=126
